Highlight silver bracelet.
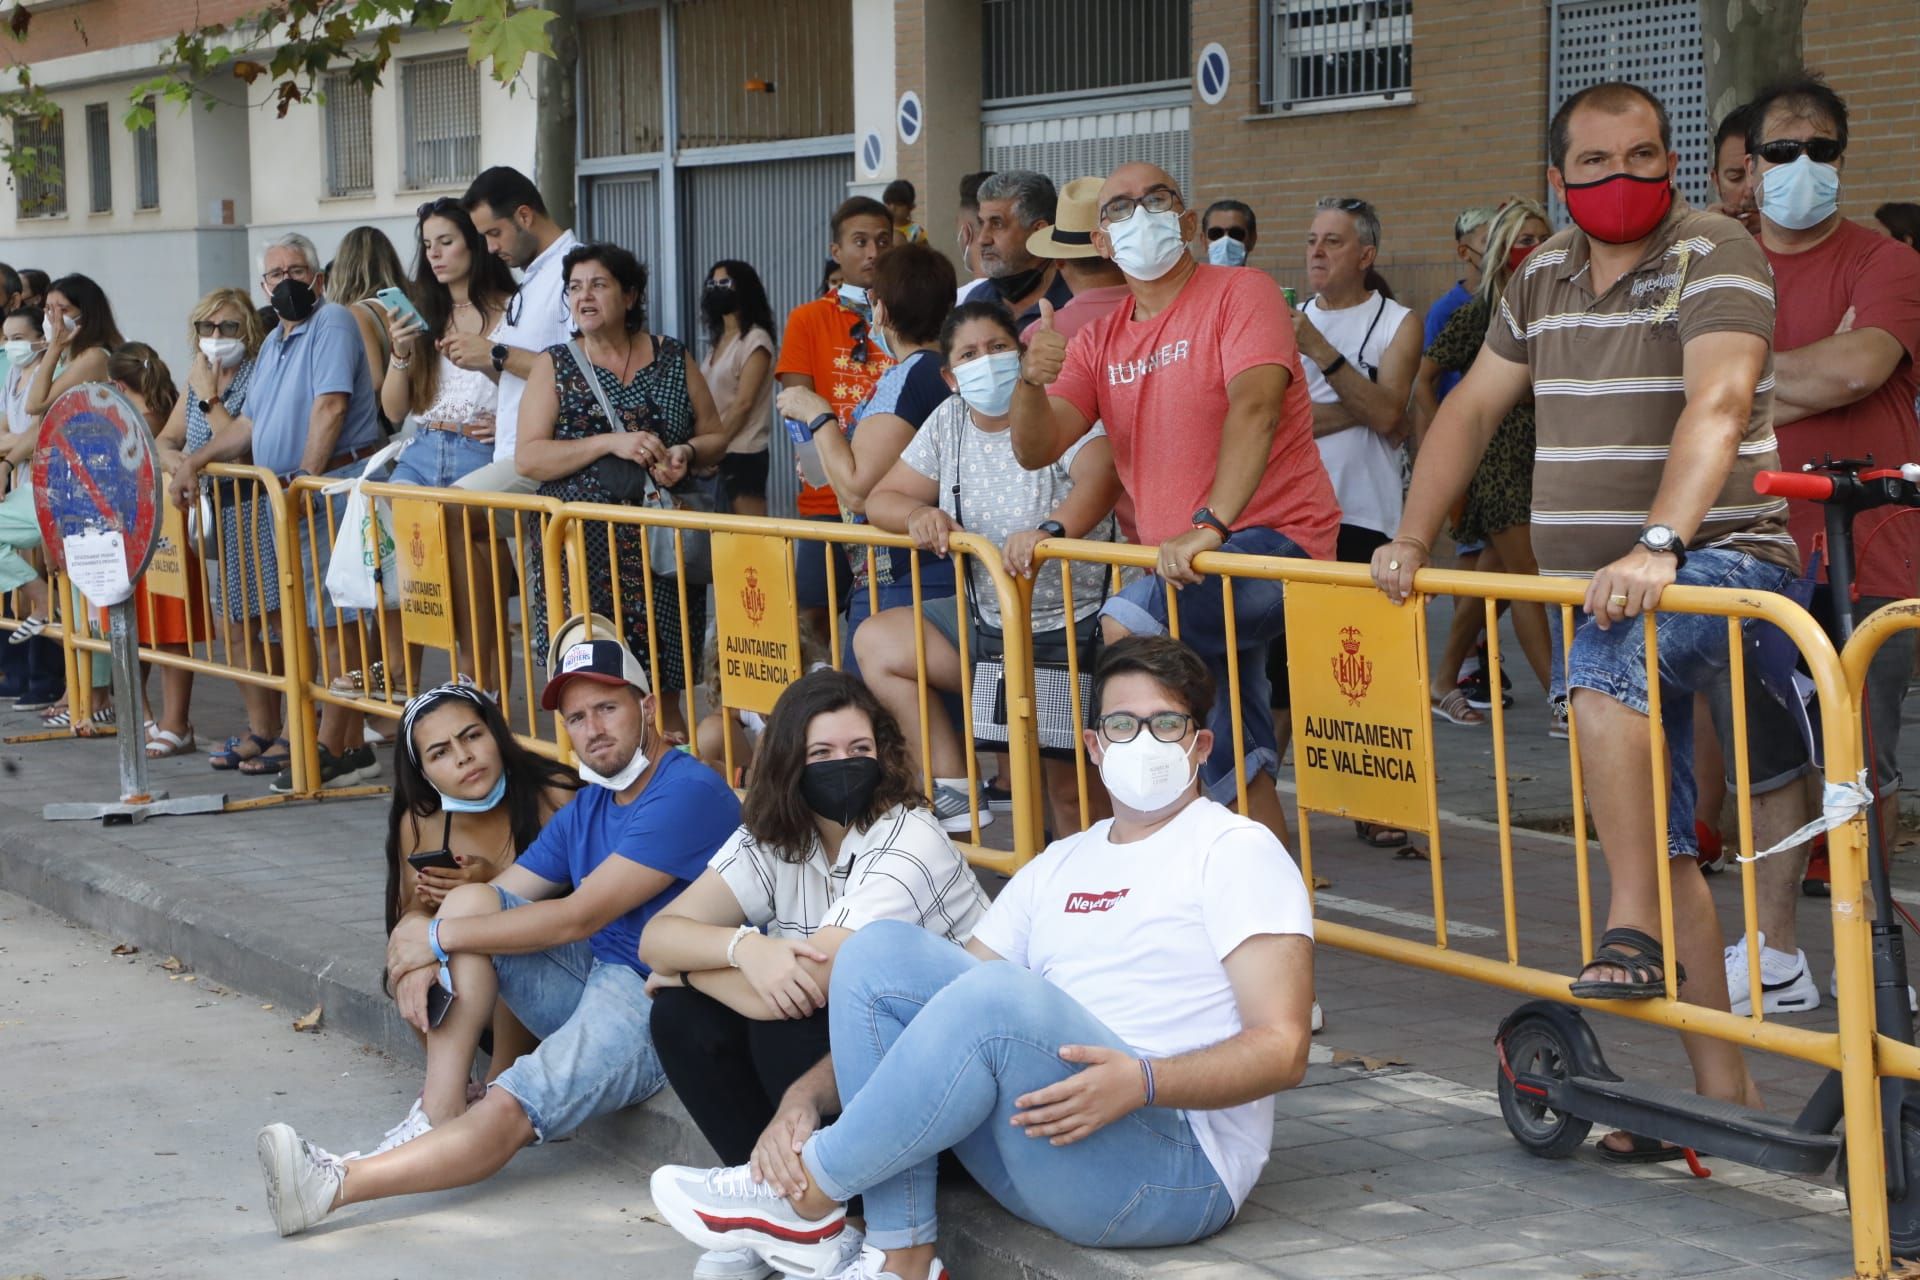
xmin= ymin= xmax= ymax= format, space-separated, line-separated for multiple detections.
xmin=725 ymin=924 xmax=756 ymax=968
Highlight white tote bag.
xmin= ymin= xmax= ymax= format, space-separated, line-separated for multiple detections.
xmin=322 ymin=439 xmax=407 ymax=611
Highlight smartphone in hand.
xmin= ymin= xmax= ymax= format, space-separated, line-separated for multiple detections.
xmin=407 ymin=848 xmax=461 ymax=872
xmin=376 ymin=287 xmax=426 ymax=332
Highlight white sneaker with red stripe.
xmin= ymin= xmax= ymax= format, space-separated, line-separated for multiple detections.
xmin=823 ymin=1244 xmax=949 ymax=1280
xmin=650 ymin=1162 xmax=850 ymax=1279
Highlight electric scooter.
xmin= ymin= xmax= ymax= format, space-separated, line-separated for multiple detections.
xmin=1492 ymin=458 xmax=1920 ymax=1254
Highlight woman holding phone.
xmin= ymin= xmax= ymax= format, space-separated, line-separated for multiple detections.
xmin=375 ymin=682 xmax=577 ymax=1155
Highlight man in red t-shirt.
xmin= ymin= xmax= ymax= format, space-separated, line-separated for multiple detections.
xmin=776 ymin=196 xmax=895 ymax=625
xmin=1711 ymin=77 xmax=1920 ymax=1015
xmin=1011 ymin=161 xmax=1340 ymax=844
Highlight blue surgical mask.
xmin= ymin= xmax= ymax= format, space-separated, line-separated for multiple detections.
xmin=437 ymin=771 xmax=506 ymax=813
xmin=871 ymin=322 xmax=896 ymax=361
xmin=1208 ymin=236 xmax=1248 ymax=268
xmin=952 ymin=349 xmax=1023 ymax=417
xmin=1758 ymin=155 xmax=1841 ymax=231
xmin=837 ymin=282 xmax=870 ymax=315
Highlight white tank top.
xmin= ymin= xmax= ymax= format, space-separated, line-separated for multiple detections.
xmin=1301 ymin=291 xmax=1413 ymax=539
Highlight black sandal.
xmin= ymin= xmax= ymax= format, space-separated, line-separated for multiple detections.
xmin=1596 ymin=1132 xmax=1688 ymax=1163
xmin=1569 ymin=926 xmax=1685 ymax=1001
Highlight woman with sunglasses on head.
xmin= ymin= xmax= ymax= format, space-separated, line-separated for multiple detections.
xmin=1411 ymin=198 xmax=1557 ymax=730
xmin=698 ymin=259 xmax=778 ymax=517
xmin=640 ymin=668 xmax=990 ymax=1280
xmin=371 ymin=682 xmax=580 ymax=1153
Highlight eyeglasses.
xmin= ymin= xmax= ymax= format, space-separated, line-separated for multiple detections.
xmin=194 ymin=319 xmax=243 ymax=338
xmin=1756 ymin=137 xmax=1844 ymax=165
xmin=1325 ymin=197 xmax=1370 ymax=212
xmin=1205 ymin=225 xmax=1248 ymax=243
xmin=1100 ymin=186 xmax=1183 ymax=225
xmin=261 ymin=264 xmax=314 ymax=287
xmin=416 ymin=196 xmax=462 ymax=221
xmin=1096 ymin=711 xmax=1195 ymax=744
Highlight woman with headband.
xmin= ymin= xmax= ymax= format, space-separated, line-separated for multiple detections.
xmin=376 ymin=682 xmax=578 ymax=1152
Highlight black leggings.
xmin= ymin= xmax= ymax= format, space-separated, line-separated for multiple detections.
xmin=651 ymin=984 xmax=833 ymax=1165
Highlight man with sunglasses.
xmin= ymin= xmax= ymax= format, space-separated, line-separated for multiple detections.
xmin=647 ymin=636 xmax=1314 ymax=1280
xmin=1711 ymin=76 xmax=1920 ymax=1017
xmin=1201 ymin=200 xmax=1258 ymax=268
xmin=1012 ymin=161 xmax=1340 ymax=852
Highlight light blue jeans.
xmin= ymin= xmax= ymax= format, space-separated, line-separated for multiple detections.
xmin=486 ymin=889 xmax=667 ymax=1142
xmin=802 ymin=921 xmax=1233 ymax=1251
xmin=389 ymin=427 xmax=495 ymax=489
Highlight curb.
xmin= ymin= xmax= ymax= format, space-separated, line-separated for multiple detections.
xmin=0 ymin=811 xmax=1188 ymax=1280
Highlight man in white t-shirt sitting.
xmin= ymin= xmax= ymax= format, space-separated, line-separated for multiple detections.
xmin=1277 ymin=195 xmax=1423 ymax=848
xmin=649 ymin=636 xmax=1316 ymax=1280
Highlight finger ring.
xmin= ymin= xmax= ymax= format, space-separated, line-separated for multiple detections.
xmin=1609 ymin=593 xmax=1629 ymax=607
xmin=1388 ymin=559 xmax=1400 ymax=572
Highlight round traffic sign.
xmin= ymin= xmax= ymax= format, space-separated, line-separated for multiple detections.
xmin=1198 ymin=42 xmax=1231 ymax=105
xmin=861 ymin=131 xmax=884 ymax=176
xmin=31 ymin=381 xmax=162 ymax=582
xmin=897 ymin=91 xmax=923 ymax=145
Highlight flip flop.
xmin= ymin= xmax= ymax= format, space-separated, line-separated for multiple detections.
xmin=146 ymin=727 xmax=197 ymax=758
xmin=210 ymin=732 xmax=275 ymax=771
xmin=1596 ymin=1132 xmax=1688 ymax=1164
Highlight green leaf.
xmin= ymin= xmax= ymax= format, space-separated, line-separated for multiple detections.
xmin=448 ymin=0 xmax=501 ymax=23
xmin=471 ymin=6 xmax=553 ymax=82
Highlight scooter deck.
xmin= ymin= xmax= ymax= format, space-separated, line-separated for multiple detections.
xmin=1539 ymin=1073 xmax=1841 ymax=1175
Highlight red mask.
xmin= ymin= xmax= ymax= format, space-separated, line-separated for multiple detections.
xmin=1562 ymin=171 xmax=1674 ymax=245
xmin=1506 ymin=241 xmax=1536 ymax=275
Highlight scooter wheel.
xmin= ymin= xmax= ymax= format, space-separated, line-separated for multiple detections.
xmin=1497 ymin=1016 xmax=1593 ymax=1159
xmin=1839 ymin=1101 xmax=1920 ymax=1258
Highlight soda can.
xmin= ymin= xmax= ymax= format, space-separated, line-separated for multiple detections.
xmin=1283 ymin=286 xmax=1299 ymax=308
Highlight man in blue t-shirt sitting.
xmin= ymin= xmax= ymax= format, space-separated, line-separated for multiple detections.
xmin=256 ymin=615 xmax=741 ymax=1237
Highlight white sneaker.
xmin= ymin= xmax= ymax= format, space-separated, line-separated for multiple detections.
xmin=256 ymin=1123 xmax=346 ymax=1237
xmin=1724 ymin=933 xmax=1820 ymax=1015
xmin=1826 ymin=969 xmax=1920 ymax=1012
xmin=1549 ymin=697 xmax=1570 ymax=740
xmin=1311 ymin=1000 xmax=1324 ymax=1034
xmin=786 ymin=1226 xmax=865 ymax=1279
xmin=694 ymin=1247 xmax=776 ymax=1280
xmin=931 ymin=783 xmax=992 ymax=834
xmin=824 ymin=1244 xmax=949 ymax=1280
xmin=350 ymin=1097 xmax=432 ymax=1158
xmin=650 ymin=1163 xmax=849 ymax=1279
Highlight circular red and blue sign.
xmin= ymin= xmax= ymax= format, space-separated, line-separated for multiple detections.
xmin=31 ymin=381 xmax=162 ymax=580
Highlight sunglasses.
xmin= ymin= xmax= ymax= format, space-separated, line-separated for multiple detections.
xmin=849 ymin=318 xmax=870 ymax=366
xmin=194 ymin=319 xmax=243 ymax=338
xmin=1756 ymin=137 xmax=1844 ymax=165
xmin=1205 ymin=226 xmax=1248 ymax=243
xmin=416 ymin=196 xmax=463 ymax=221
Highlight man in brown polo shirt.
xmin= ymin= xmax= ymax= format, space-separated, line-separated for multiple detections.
xmin=1371 ymin=81 xmax=1798 ymax=1150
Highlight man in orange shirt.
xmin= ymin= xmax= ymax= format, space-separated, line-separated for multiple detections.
xmin=777 ymin=197 xmax=895 ymax=630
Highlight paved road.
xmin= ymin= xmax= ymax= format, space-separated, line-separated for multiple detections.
xmin=0 ymin=891 xmax=702 ymax=1280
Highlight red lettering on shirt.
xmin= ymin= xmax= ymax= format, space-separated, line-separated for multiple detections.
xmin=1064 ymin=889 xmax=1130 ymax=914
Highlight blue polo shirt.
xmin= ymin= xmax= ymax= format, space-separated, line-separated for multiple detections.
xmin=514 ymin=748 xmax=742 ymax=972
xmin=246 ymin=300 xmax=381 ymax=477
xmin=1423 ymin=281 xmax=1474 ymax=402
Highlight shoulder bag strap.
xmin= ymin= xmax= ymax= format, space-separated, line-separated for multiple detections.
xmin=566 ymin=339 xmax=625 ymax=434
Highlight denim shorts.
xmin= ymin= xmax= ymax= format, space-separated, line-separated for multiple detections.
xmin=487 ymin=889 xmax=666 ymax=1142
xmin=389 ymin=427 xmax=495 ymax=490
xmin=1100 ymin=526 xmax=1302 ymax=803
xmin=1550 ymin=547 xmax=1797 ymax=858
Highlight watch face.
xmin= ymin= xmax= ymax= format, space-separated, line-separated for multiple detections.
xmin=1644 ymin=526 xmax=1674 ymax=549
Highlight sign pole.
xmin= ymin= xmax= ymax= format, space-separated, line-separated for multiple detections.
xmin=108 ymin=600 xmax=147 ymax=803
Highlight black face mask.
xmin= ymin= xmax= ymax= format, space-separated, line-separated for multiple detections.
xmin=701 ymin=285 xmax=737 ymax=320
xmin=990 ymin=262 xmax=1048 ymax=305
xmin=800 ymin=756 xmax=883 ymax=827
xmin=270 ymin=277 xmax=319 ymax=323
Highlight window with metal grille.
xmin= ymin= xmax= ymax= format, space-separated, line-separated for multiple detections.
xmin=401 ymin=53 xmax=480 ymax=190
xmin=323 ymin=71 xmax=374 ymax=197
xmin=581 ymin=8 xmax=665 ymax=157
xmin=1549 ymin=0 xmax=1711 ymax=219
xmin=14 ymin=109 xmax=66 ymax=218
xmin=1259 ymin=0 xmax=1413 ymax=112
xmin=982 ymin=0 xmax=1188 ymax=105
xmin=85 ymin=102 xmax=111 ymax=213
xmin=134 ymin=98 xmax=158 ymax=210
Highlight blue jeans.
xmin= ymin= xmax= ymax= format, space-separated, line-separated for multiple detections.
xmin=803 ymin=922 xmax=1233 ymax=1251
xmin=1549 ymin=547 xmax=1798 ymax=858
xmin=486 ymin=889 xmax=667 ymax=1142
xmin=843 ymin=554 xmax=955 ymax=677
xmin=389 ymin=427 xmax=494 ymax=489
xmin=1100 ymin=526 xmax=1302 ymax=803
xmin=295 ymin=455 xmax=372 ymax=628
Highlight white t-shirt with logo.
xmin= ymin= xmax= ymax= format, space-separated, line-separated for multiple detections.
xmin=969 ymin=796 xmax=1314 ymax=1210
xmin=490 ymin=227 xmax=580 ymax=463
xmin=1301 ymin=291 xmax=1413 ymax=538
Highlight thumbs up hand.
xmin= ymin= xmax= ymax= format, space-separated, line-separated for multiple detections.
xmin=1021 ymin=299 xmax=1068 ymax=388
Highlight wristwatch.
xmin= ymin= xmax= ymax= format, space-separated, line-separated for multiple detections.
xmin=1037 ymin=519 xmax=1066 ymax=539
xmin=1192 ymin=508 xmax=1231 ymax=539
xmin=1637 ymin=524 xmax=1687 ymax=568
xmin=490 ymin=342 xmax=509 ymax=373
xmin=806 ymin=412 xmax=836 ymax=437
xmin=195 ymin=396 xmax=212 ymax=415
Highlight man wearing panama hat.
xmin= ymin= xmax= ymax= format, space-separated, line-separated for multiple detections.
xmin=255 ymin=613 xmax=741 ymax=1238
xmin=1022 ymin=175 xmax=1133 ymax=346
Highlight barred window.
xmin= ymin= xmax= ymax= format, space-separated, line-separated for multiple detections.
xmin=1260 ymin=0 xmax=1413 ymax=112
xmin=401 ymin=53 xmax=480 ymax=191
xmin=323 ymin=71 xmax=374 ymax=197
xmin=14 ymin=109 xmax=66 ymax=218
xmin=86 ymin=102 xmax=110 ymax=213
xmin=134 ymin=97 xmax=159 ymax=211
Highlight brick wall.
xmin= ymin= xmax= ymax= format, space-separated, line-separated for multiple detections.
xmin=4 ymin=0 xmax=258 ymax=61
xmin=1803 ymin=0 xmax=1920 ymax=223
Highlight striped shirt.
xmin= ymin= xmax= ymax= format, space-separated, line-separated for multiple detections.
xmin=709 ymin=803 xmax=989 ymax=943
xmin=1484 ymin=201 xmax=1798 ymax=578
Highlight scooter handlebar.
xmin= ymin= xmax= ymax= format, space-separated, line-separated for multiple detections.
xmin=1753 ymin=470 xmax=1836 ymax=501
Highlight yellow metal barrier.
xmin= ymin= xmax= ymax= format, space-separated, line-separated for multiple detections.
xmin=1030 ymin=537 xmax=1889 ymax=1277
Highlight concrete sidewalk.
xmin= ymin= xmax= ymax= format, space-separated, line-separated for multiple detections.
xmin=0 ymin=676 xmax=1892 ymax=1279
